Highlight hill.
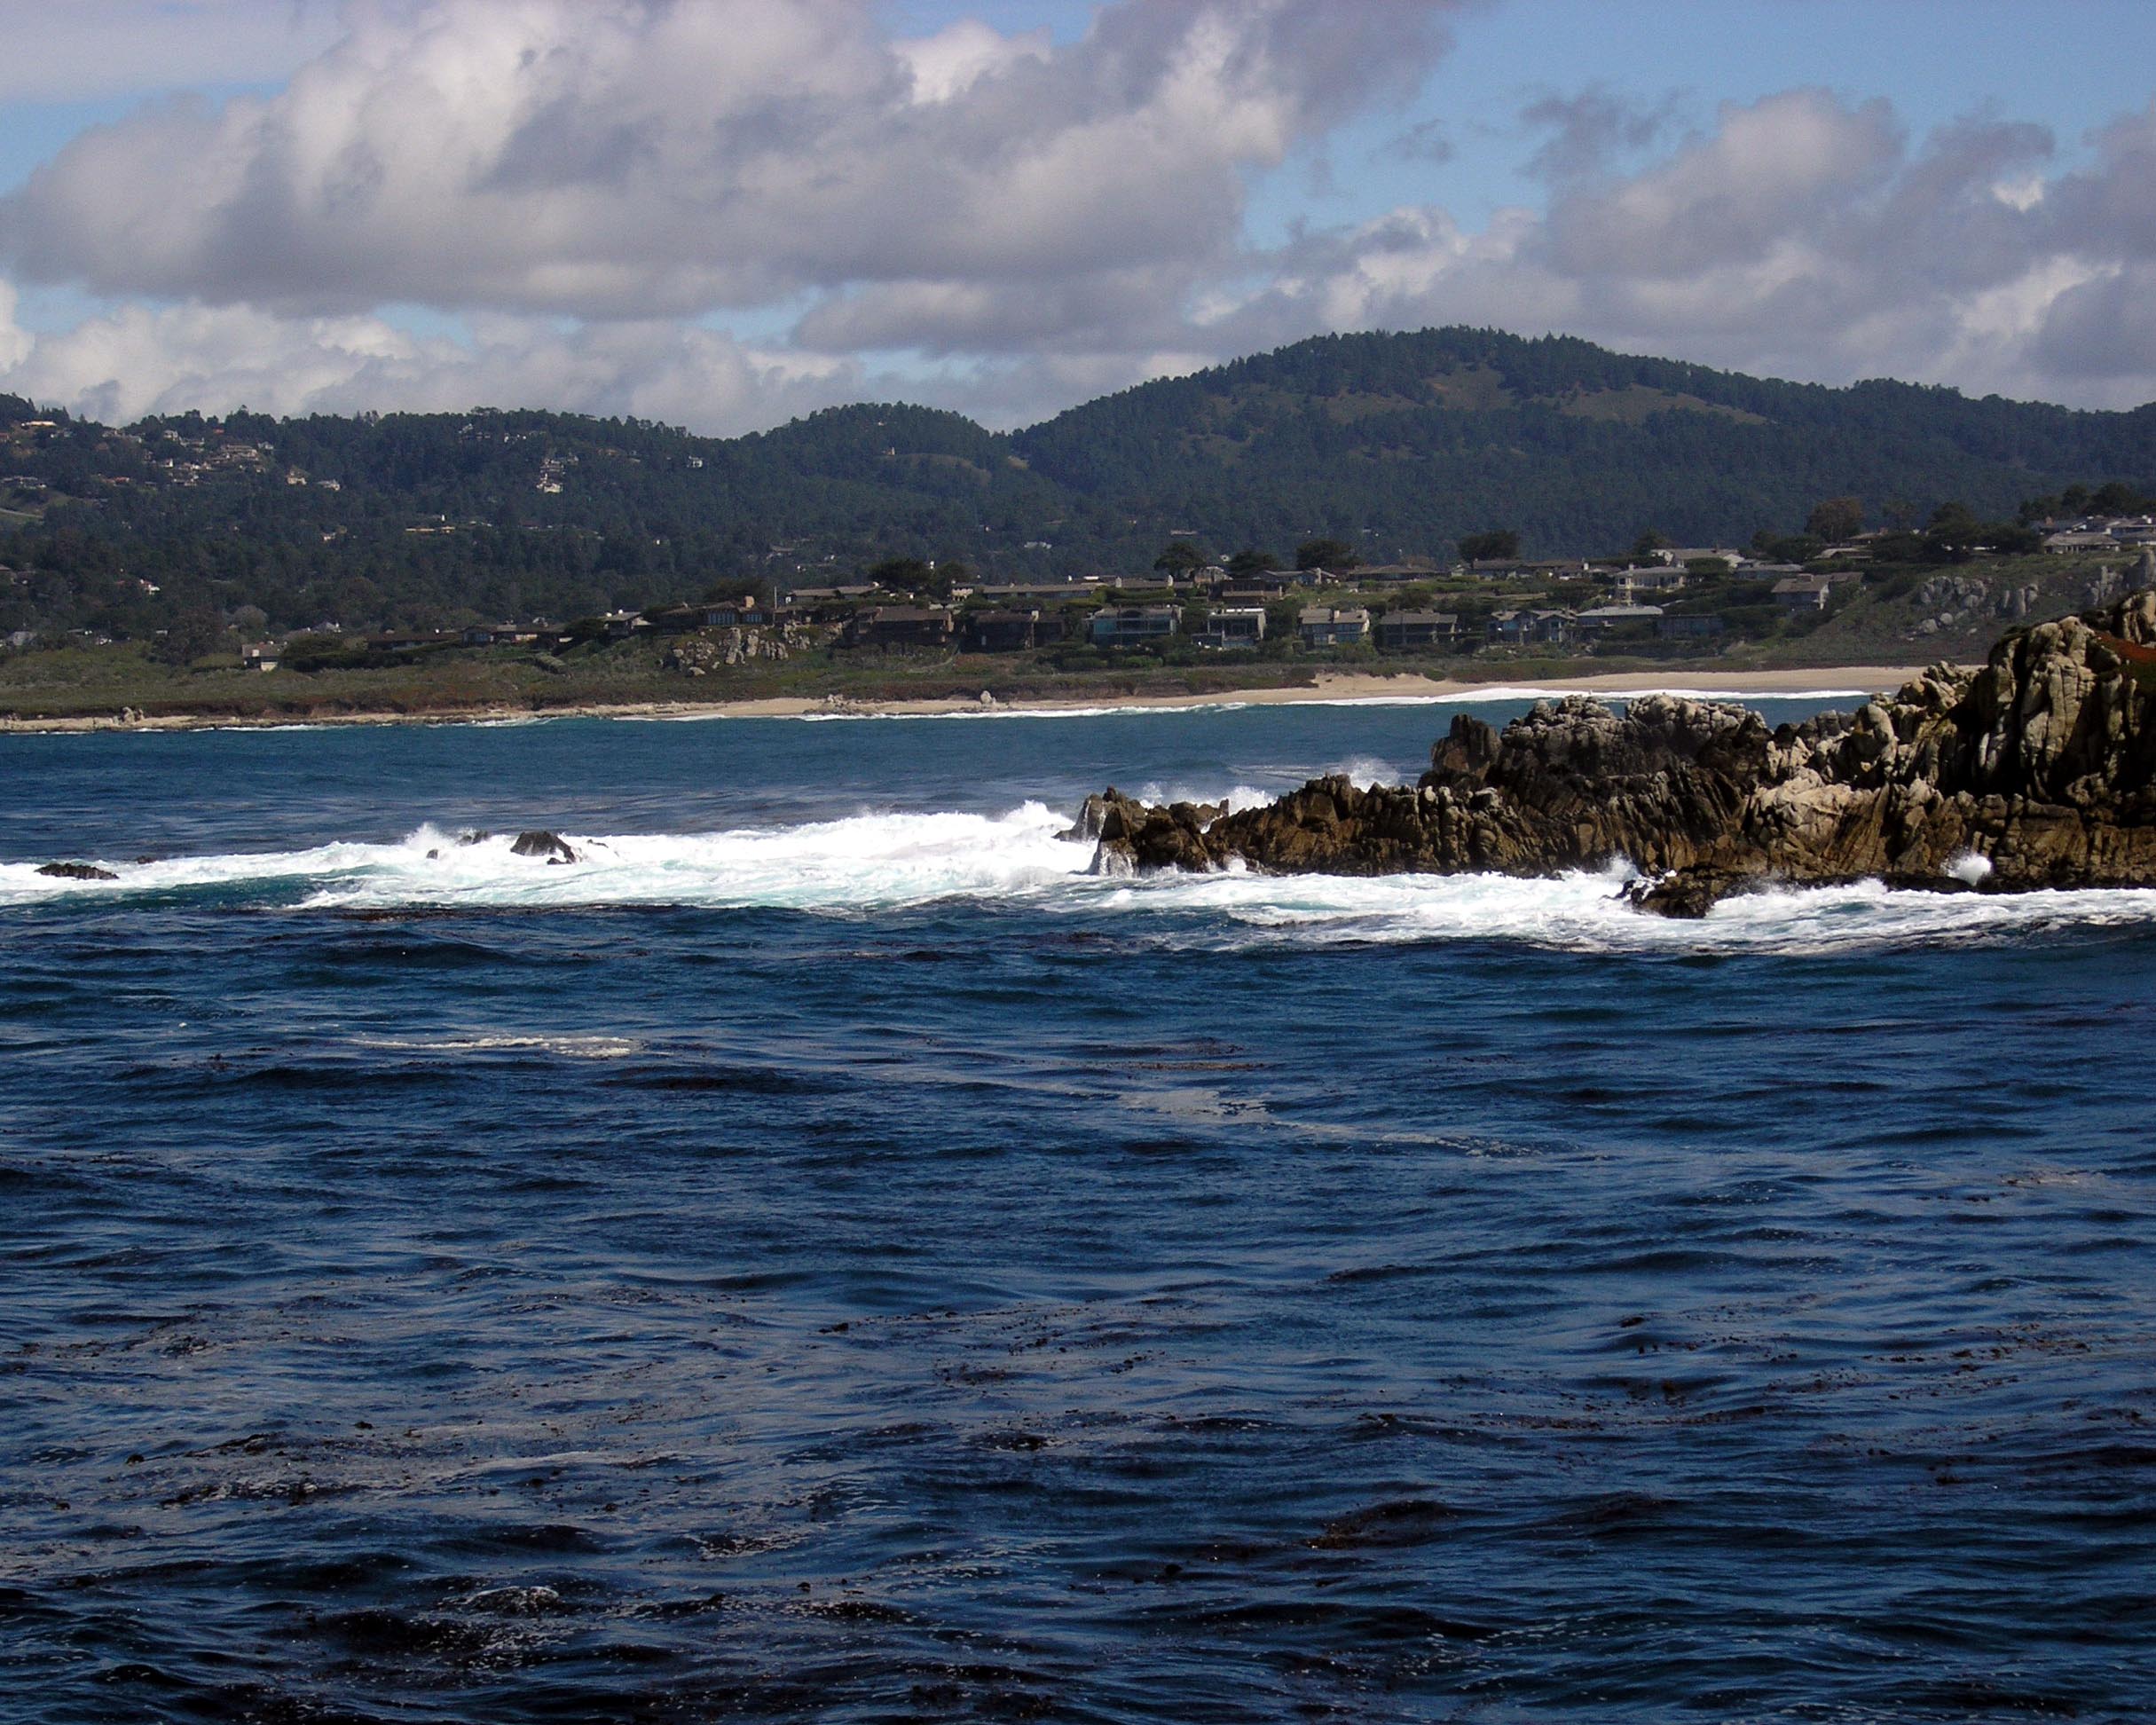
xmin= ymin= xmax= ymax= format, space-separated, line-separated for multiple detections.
xmin=1011 ymin=328 xmax=2156 ymax=557
xmin=2 ymin=327 xmax=2154 ymax=640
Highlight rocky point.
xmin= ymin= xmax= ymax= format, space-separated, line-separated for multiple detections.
xmin=1074 ymin=589 xmax=2156 ymax=916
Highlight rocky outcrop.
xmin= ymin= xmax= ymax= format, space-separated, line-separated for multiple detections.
xmin=509 ymin=830 xmax=577 ymax=864
xmin=1081 ymin=589 xmax=2156 ymax=915
xmin=36 ymin=861 xmax=118 ymax=880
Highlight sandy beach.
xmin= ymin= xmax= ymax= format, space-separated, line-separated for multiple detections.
xmin=0 ymin=666 xmax=1931 ymax=735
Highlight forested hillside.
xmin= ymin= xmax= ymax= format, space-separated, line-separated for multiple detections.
xmin=1012 ymin=328 xmax=2156 ymax=555
xmin=4 ymin=327 xmax=2154 ymax=642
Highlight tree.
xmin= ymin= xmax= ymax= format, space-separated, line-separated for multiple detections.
xmin=1226 ymin=547 xmax=1280 ymax=577
xmin=1294 ymin=536 xmax=1357 ymax=571
xmin=1920 ymin=501 xmax=1981 ymax=563
xmin=1806 ymin=496 xmax=1863 ymax=542
xmin=1630 ymin=528 xmax=1670 ymax=560
xmin=153 ymin=606 xmax=226 ymax=666
xmin=1153 ymin=540 xmax=1206 ymax=577
xmin=1458 ymin=529 xmax=1519 ymax=563
xmin=1758 ymin=534 xmax=1824 ymax=565
xmin=867 ymin=556 xmax=935 ymax=595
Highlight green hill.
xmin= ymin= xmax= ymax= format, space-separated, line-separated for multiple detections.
xmin=2 ymin=327 xmax=2154 ymax=641
xmin=1011 ymin=327 xmax=2156 ymax=557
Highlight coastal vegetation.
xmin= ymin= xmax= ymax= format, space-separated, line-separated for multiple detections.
xmin=3 ymin=326 xmax=2153 ymax=721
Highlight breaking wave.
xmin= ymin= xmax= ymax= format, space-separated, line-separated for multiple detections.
xmin=6 ymin=802 xmax=2155 ymax=953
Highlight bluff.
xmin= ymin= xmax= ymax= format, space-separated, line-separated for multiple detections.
xmin=1074 ymin=590 xmax=2156 ymax=915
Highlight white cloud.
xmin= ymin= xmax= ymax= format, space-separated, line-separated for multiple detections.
xmin=3 ymin=12 xmax=2156 ymax=428
xmin=1194 ymin=89 xmax=2156 ymax=409
xmin=0 ymin=1 xmax=340 ymax=104
xmin=0 ymin=289 xmax=860 ymax=433
xmin=0 ymin=0 xmax=1458 ymax=327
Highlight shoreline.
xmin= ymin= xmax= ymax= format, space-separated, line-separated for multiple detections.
xmin=0 ymin=666 xmax=1931 ymax=736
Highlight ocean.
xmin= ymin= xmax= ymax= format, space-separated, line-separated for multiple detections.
xmin=3 ymin=697 xmax=2152 ymax=1723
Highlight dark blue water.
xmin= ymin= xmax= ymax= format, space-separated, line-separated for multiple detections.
xmin=4 ymin=702 xmax=2152 ymax=1723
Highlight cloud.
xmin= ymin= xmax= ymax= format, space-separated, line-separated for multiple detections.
xmin=0 ymin=1 xmax=340 ymax=104
xmin=1519 ymin=84 xmax=1681 ymax=184
xmin=0 ymin=289 xmax=861 ymax=434
xmin=4 ymin=13 xmax=2156 ymax=429
xmin=1379 ymin=117 xmax=1454 ymax=166
xmin=0 ymin=0 xmax=1459 ymax=333
xmin=1201 ymin=87 xmax=2156 ymax=409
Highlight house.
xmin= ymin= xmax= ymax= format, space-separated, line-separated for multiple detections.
xmin=1486 ymin=608 xmax=1575 ymax=646
xmin=1210 ymin=570 xmax=1294 ymax=599
xmin=241 ymin=642 xmax=282 ymax=672
xmin=1772 ymin=577 xmax=1836 ymax=612
xmin=849 ymin=606 xmax=955 ymax=649
xmin=1194 ymin=607 xmax=1267 ymax=650
xmin=697 ymin=597 xmax=775 ymax=629
xmin=1573 ymin=603 xmax=1664 ymax=632
xmin=462 ymin=621 xmax=539 ymax=646
xmin=1090 ymin=604 xmax=1180 ymax=648
xmin=1615 ymin=565 xmax=1689 ymax=596
xmin=1298 ymin=605 xmax=1370 ymax=647
xmin=599 ymin=610 xmax=649 ymax=639
xmin=961 ymin=609 xmax=1040 ymax=652
xmin=1656 ymin=613 xmax=1726 ymax=639
xmin=1655 ymin=546 xmax=1745 ymax=568
xmin=2043 ymin=530 xmax=2120 ymax=554
xmin=1374 ymin=610 xmax=1458 ymax=650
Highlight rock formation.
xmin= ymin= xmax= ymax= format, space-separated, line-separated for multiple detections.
xmin=36 ymin=862 xmax=118 ymax=880
xmin=509 ymin=830 xmax=578 ymax=864
xmin=1081 ymin=589 xmax=2156 ymax=915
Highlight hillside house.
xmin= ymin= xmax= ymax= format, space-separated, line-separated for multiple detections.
xmin=1194 ymin=607 xmax=1266 ymax=650
xmin=1574 ymin=603 xmax=1664 ymax=633
xmin=961 ymin=609 xmax=1041 ymax=651
xmin=850 ymin=606 xmax=956 ymax=649
xmin=461 ymin=621 xmax=539 ymax=646
xmin=1298 ymin=606 xmax=1371 ymax=647
xmin=1090 ymin=605 xmax=1180 ymax=648
xmin=1487 ymin=609 xmax=1575 ymax=646
xmin=1374 ymin=610 xmax=1458 ymax=650
xmin=1211 ymin=571 xmax=1294 ymax=599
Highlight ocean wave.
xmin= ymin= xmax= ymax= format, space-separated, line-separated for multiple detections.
xmin=720 ymin=687 xmax=1889 ymax=721
xmin=5 ymin=804 xmax=2154 ymax=952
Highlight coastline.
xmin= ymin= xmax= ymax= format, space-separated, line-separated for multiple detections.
xmin=0 ymin=666 xmax=1930 ymax=735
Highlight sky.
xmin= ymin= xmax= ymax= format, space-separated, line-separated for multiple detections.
xmin=3 ymin=0 xmax=2155 ymax=435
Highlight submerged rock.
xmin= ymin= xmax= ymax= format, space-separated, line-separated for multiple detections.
xmin=509 ymin=830 xmax=577 ymax=863
xmin=1081 ymin=588 xmax=2156 ymax=916
xmin=36 ymin=861 xmax=118 ymax=880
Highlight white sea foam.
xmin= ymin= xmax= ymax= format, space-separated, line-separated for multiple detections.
xmin=6 ymin=805 xmax=2154 ymax=953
